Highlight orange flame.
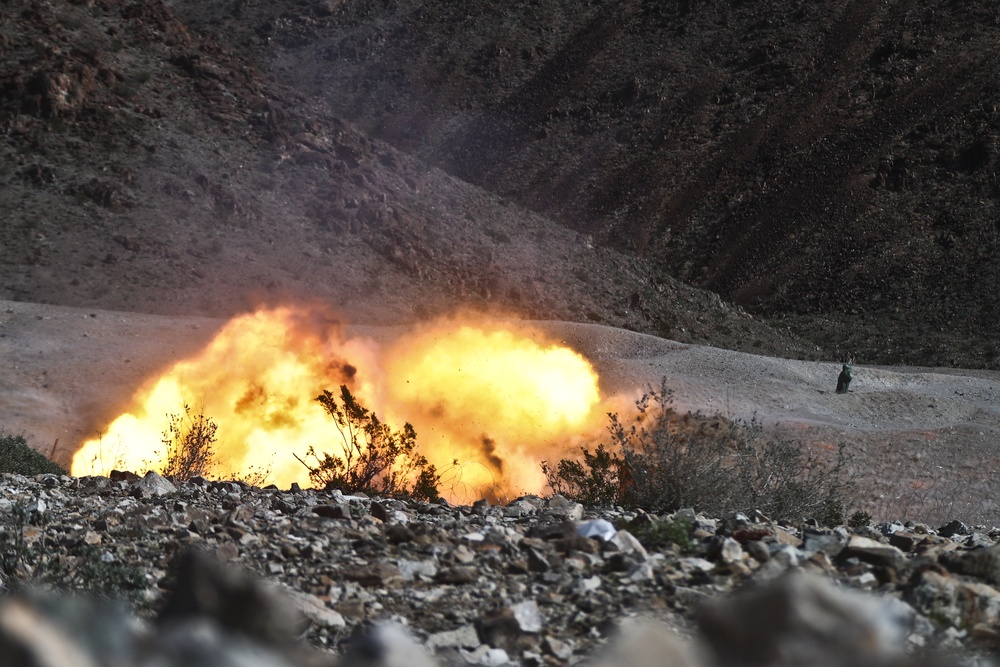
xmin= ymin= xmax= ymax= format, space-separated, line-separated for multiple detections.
xmin=69 ymin=306 xmax=604 ymax=502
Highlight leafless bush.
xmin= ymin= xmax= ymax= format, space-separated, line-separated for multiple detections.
xmin=296 ymin=385 xmax=441 ymax=501
xmin=860 ymin=456 xmax=999 ymax=528
xmin=161 ymin=405 xmax=218 ymax=481
xmin=437 ymin=460 xmax=508 ymax=506
xmin=542 ymin=443 xmax=626 ymax=507
xmin=86 ymin=430 xmax=128 ymax=477
xmin=229 ymin=462 xmax=273 ymax=489
xmin=544 ymin=379 xmax=856 ymax=524
xmin=730 ymin=435 xmax=854 ymax=525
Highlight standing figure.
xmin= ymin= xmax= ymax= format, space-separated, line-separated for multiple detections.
xmin=835 ymin=363 xmax=853 ymax=394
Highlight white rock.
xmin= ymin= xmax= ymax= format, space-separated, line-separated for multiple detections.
xmin=511 ymin=600 xmax=542 ymax=633
xmin=397 ymin=559 xmax=438 ymax=581
xmin=342 ymin=622 xmax=437 ymax=667
xmin=611 ymin=530 xmax=648 ymax=560
xmin=426 ymin=624 xmax=480 ymax=650
xmin=699 ymin=571 xmax=913 ymax=666
xmin=23 ymin=497 xmax=46 ymax=514
xmin=591 ymin=618 xmax=700 ymax=667
xmin=718 ymin=537 xmax=744 ymax=564
xmin=283 ymin=588 xmax=346 ymax=629
xmin=678 ymin=557 xmax=716 ymax=573
xmin=131 ymin=471 xmax=176 ymax=498
xmin=478 ymin=647 xmax=510 ymax=666
xmin=575 ymin=576 xmax=602 ymax=594
xmin=627 ymin=562 xmax=655 ymax=583
xmin=576 ymin=519 xmax=617 ymax=541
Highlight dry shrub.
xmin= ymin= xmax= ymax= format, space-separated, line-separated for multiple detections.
xmin=541 ymin=443 xmax=625 ymax=507
xmin=544 ymin=379 xmax=856 ymax=524
xmin=161 ymin=405 xmax=218 ymax=481
xmin=0 ymin=431 xmax=66 ymax=476
xmin=296 ymin=385 xmax=441 ymax=501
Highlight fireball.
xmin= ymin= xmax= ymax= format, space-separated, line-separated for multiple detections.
xmin=382 ymin=321 xmax=603 ymax=501
xmin=70 ymin=306 xmax=604 ymax=502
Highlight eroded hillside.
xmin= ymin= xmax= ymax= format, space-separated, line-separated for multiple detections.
xmin=0 ymin=0 xmax=813 ymax=357
xmin=170 ymin=0 xmax=1000 ymax=367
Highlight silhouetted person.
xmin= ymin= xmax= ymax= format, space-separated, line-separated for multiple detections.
xmin=835 ymin=363 xmax=853 ymax=394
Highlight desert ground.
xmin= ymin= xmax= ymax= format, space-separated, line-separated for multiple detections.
xmin=2 ymin=298 xmax=998 ymax=526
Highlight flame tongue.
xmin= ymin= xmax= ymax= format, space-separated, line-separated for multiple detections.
xmin=384 ymin=323 xmax=602 ymax=500
xmin=71 ymin=307 xmax=368 ymax=486
xmin=70 ymin=307 xmax=603 ymax=502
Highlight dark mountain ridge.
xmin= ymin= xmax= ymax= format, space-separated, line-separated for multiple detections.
xmin=167 ymin=0 xmax=1000 ymax=368
xmin=3 ymin=0 xmax=998 ymax=367
xmin=0 ymin=0 xmax=820 ymax=359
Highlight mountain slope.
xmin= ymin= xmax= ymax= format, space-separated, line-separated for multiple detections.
xmin=180 ymin=0 xmax=1000 ymax=367
xmin=0 ymin=0 xmax=809 ymax=356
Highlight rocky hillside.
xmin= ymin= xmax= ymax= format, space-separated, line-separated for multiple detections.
xmin=0 ymin=0 xmax=818 ymax=359
xmin=166 ymin=0 xmax=1000 ymax=368
xmin=1 ymin=471 xmax=999 ymax=665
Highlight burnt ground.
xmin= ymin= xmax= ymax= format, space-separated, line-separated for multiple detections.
xmin=164 ymin=0 xmax=1000 ymax=369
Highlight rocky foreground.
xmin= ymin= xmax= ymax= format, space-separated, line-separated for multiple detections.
xmin=1 ymin=471 xmax=999 ymax=666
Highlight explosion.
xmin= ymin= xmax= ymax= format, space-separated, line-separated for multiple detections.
xmin=383 ymin=321 xmax=603 ymax=500
xmin=70 ymin=306 xmax=604 ymax=502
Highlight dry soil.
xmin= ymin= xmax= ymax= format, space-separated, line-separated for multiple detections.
xmin=2 ymin=299 xmax=998 ymax=526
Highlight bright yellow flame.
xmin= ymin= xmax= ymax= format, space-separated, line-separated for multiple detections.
xmin=383 ymin=322 xmax=603 ymax=500
xmin=70 ymin=307 xmax=604 ymax=502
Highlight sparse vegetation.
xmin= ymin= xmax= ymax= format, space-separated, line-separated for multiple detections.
xmin=0 ymin=502 xmax=149 ymax=608
xmin=849 ymin=510 xmax=873 ymax=529
xmin=543 ymin=379 xmax=856 ymax=524
xmin=233 ymin=462 xmax=273 ymax=489
xmin=296 ymin=385 xmax=441 ymax=501
xmin=86 ymin=430 xmax=128 ymax=477
xmin=160 ymin=405 xmax=218 ymax=481
xmin=621 ymin=516 xmax=695 ymax=554
xmin=437 ymin=459 xmax=507 ymax=506
xmin=0 ymin=432 xmax=66 ymax=476
xmin=541 ymin=443 xmax=625 ymax=507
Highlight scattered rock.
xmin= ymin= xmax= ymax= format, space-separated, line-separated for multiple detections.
xmin=341 ymin=622 xmax=438 ymax=667
xmin=576 ymin=519 xmax=616 ymax=541
xmin=609 ymin=529 xmax=648 ymax=560
xmin=157 ymin=549 xmax=307 ymax=647
xmin=344 ymin=563 xmax=405 ymax=588
xmin=591 ymin=618 xmax=700 ymax=667
xmin=887 ymin=531 xmax=923 ymax=553
xmin=906 ymin=569 xmax=1000 ymax=638
xmin=707 ymin=536 xmax=744 ymax=565
xmin=0 ymin=473 xmax=995 ymax=664
xmin=938 ymin=520 xmax=970 ymax=538
xmin=941 ymin=544 xmax=1000 ymax=586
xmin=284 ymin=588 xmax=346 ymax=630
xmin=131 ymin=470 xmax=177 ymax=498
xmin=477 ymin=599 xmax=543 ymax=650
xmin=426 ymin=624 xmax=480 ymax=650
xmin=313 ymin=502 xmax=351 ymax=520
xmin=839 ymin=535 xmax=907 ymax=570
xmin=802 ymin=527 xmax=849 ymax=557
xmin=435 ymin=566 xmax=478 ymax=585
xmin=698 ymin=571 xmax=912 ymax=667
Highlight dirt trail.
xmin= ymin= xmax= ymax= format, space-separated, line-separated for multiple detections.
xmin=2 ymin=301 xmax=998 ymax=524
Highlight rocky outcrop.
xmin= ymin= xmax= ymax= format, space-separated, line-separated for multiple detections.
xmin=1 ymin=472 xmax=999 ymax=665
